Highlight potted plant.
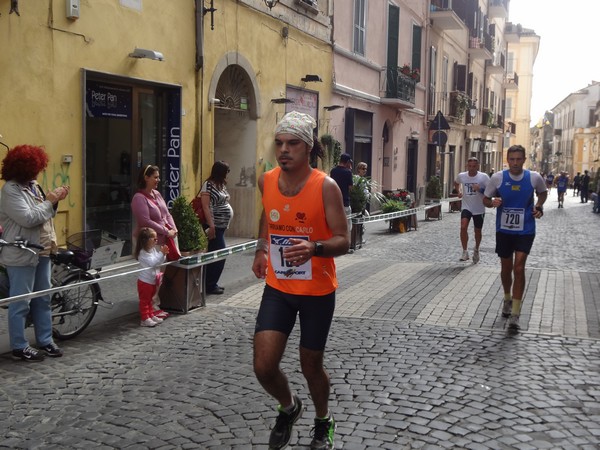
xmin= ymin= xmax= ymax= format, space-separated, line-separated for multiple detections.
xmin=400 ymin=64 xmax=411 ymax=76
xmin=158 ymin=196 xmax=208 ymax=314
xmin=425 ymin=176 xmax=442 ymax=220
xmin=381 ymin=191 xmax=413 ymax=233
xmin=170 ymin=196 xmax=207 ymax=253
xmin=411 ymin=68 xmax=420 ymax=82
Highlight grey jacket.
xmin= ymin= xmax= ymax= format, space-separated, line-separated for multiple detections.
xmin=0 ymin=180 xmax=56 ymax=266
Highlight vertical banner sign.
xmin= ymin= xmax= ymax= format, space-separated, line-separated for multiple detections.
xmin=166 ymin=90 xmax=182 ymax=208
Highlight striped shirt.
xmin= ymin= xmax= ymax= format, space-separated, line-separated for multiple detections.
xmin=201 ymin=180 xmax=233 ymax=229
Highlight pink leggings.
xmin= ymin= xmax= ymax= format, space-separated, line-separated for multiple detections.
xmin=137 ymin=280 xmax=157 ymax=320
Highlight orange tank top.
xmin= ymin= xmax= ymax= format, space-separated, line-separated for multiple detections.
xmin=263 ymin=167 xmax=338 ymax=295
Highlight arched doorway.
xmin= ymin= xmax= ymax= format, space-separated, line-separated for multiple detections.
xmin=211 ymin=64 xmax=258 ymax=238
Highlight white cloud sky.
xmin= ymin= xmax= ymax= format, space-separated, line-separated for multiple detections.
xmin=509 ymin=0 xmax=600 ymax=126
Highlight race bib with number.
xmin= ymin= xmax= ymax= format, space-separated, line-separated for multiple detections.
xmin=500 ymin=207 xmax=524 ymax=231
xmin=269 ymin=234 xmax=313 ymax=280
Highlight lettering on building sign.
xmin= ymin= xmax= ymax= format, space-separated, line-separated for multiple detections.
xmin=166 ymin=126 xmax=180 ymax=208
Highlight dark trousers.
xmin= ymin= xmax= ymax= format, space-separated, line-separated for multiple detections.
xmin=581 ymin=188 xmax=589 ymax=203
xmin=205 ymin=227 xmax=227 ymax=291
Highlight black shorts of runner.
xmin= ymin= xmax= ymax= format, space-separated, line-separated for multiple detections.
xmin=495 ymin=232 xmax=535 ymax=258
xmin=255 ymin=284 xmax=335 ymax=351
xmin=461 ymin=210 xmax=485 ymax=229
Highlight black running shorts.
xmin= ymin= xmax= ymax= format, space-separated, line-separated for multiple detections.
xmin=495 ymin=232 xmax=535 ymax=258
xmin=255 ymin=284 xmax=335 ymax=351
xmin=461 ymin=209 xmax=485 ymax=229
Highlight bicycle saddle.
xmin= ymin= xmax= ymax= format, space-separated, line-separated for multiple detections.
xmin=53 ymin=250 xmax=75 ymax=265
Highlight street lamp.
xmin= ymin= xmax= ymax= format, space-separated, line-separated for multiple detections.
xmin=264 ymin=0 xmax=279 ymax=9
xmin=469 ymin=102 xmax=477 ymax=121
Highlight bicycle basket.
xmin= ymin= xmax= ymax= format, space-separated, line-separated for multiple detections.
xmin=66 ymin=230 xmax=124 ymax=270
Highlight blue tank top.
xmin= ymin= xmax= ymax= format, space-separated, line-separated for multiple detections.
xmin=496 ymin=170 xmax=536 ymax=235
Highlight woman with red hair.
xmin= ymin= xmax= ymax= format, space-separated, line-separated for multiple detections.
xmin=0 ymin=145 xmax=69 ymax=362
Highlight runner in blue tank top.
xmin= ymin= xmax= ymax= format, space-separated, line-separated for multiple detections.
xmin=483 ymin=145 xmax=548 ymax=331
xmin=555 ymin=171 xmax=569 ymax=208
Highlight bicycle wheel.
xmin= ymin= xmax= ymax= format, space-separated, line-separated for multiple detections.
xmin=51 ymin=270 xmax=100 ymax=340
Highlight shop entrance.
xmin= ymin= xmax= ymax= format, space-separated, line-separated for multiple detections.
xmin=84 ymin=73 xmax=181 ymax=255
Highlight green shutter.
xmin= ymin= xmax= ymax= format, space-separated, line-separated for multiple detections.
xmin=412 ymin=25 xmax=422 ymax=72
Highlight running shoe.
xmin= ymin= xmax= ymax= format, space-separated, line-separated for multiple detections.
xmin=12 ymin=345 xmax=45 ymax=362
xmin=41 ymin=342 xmax=64 ymax=357
xmin=472 ymin=249 xmax=480 ymax=264
xmin=459 ymin=250 xmax=469 ymax=261
xmin=310 ymin=414 xmax=336 ymax=450
xmin=502 ymin=299 xmax=512 ymax=318
xmin=269 ymin=395 xmax=303 ymax=450
xmin=508 ymin=314 xmax=520 ymax=330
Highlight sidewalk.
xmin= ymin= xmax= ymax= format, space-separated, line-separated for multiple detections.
xmin=0 ymin=190 xmax=598 ymax=448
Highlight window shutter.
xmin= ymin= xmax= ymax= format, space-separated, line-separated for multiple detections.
xmin=412 ymin=25 xmax=422 ymax=72
xmin=454 ymin=64 xmax=466 ymax=92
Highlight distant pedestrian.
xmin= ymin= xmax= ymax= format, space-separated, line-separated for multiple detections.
xmin=453 ymin=157 xmax=490 ymax=263
xmin=593 ymin=179 xmax=600 ymax=213
xmin=573 ymin=172 xmax=581 ymax=196
xmin=555 ymin=171 xmax=569 ymax=208
xmin=580 ymin=170 xmax=590 ymax=203
xmin=330 ymin=153 xmax=353 ymax=241
xmin=134 ymin=227 xmax=169 ymax=327
xmin=545 ymin=171 xmax=554 ymax=193
xmin=252 ymin=111 xmax=349 ymax=450
xmin=483 ymin=145 xmax=547 ymax=331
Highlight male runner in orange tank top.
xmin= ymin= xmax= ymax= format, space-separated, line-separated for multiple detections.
xmin=252 ymin=111 xmax=349 ymax=450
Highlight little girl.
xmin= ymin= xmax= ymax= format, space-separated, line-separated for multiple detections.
xmin=134 ymin=227 xmax=169 ymax=327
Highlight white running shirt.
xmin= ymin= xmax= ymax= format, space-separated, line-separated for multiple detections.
xmin=455 ymin=171 xmax=490 ymax=215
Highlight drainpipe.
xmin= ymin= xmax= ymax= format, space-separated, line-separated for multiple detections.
xmin=195 ymin=0 xmax=204 ymax=184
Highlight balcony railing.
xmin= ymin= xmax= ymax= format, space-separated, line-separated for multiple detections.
xmin=468 ymin=32 xmax=493 ymax=59
xmin=449 ymin=91 xmax=470 ymax=121
xmin=489 ymin=0 xmax=509 ymax=19
xmin=429 ymin=0 xmax=469 ymax=30
xmin=382 ymin=67 xmax=416 ymax=105
xmin=503 ymin=72 xmax=519 ymax=90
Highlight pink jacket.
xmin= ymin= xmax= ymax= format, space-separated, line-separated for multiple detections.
xmin=131 ymin=190 xmax=177 ymax=245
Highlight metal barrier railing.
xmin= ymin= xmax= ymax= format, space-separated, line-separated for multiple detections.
xmin=0 ymin=240 xmax=258 ymax=306
xmin=351 ymin=197 xmax=461 ymax=225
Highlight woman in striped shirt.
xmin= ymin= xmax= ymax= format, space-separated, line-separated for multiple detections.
xmin=200 ymin=161 xmax=234 ymax=295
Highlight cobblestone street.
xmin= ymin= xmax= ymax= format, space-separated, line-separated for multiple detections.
xmin=0 ymin=192 xmax=599 ymax=449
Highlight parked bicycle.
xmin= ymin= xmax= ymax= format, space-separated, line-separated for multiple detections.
xmin=0 ymin=236 xmax=103 ymax=340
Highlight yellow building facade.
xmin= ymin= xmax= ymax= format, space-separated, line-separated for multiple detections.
xmin=0 ymin=0 xmax=198 ymax=254
xmin=0 ymin=0 xmax=333 ymax=252
xmin=200 ymin=0 xmax=333 ymax=238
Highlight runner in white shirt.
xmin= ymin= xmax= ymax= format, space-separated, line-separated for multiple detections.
xmin=453 ymin=157 xmax=490 ymax=263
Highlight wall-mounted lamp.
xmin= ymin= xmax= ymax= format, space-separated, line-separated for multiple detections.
xmin=469 ymin=100 xmax=477 ymax=120
xmin=324 ymin=105 xmax=343 ymax=111
xmin=301 ymin=74 xmax=322 ymax=83
xmin=264 ymin=0 xmax=279 ymax=10
xmin=271 ymin=98 xmax=294 ymax=104
xmin=129 ymin=48 xmax=164 ymax=61
xmin=209 ymin=98 xmax=223 ymax=105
